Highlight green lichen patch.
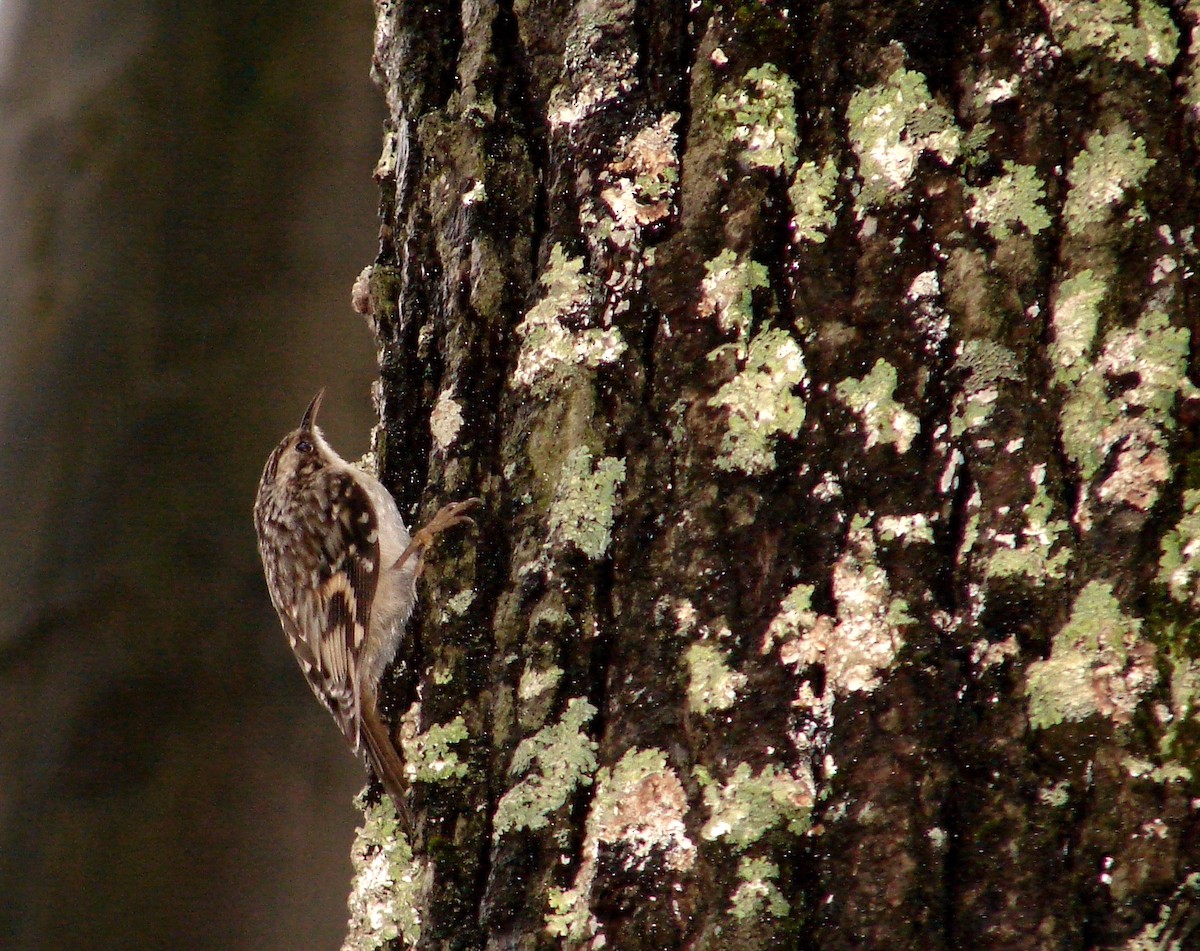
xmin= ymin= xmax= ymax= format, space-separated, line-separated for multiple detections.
xmin=1025 ymin=581 xmax=1157 ymax=729
xmin=1185 ymin=42 xmax=1200 ymax=116
xmin=761 ymin=583 xmax=819 ymax=655
xmin=1062 ymin=128 xmax=1155 ymax=236
xmin=713 ymin=64 xmax=798 ymax=174
xmin=835 ymin=359 xmax=920 ymax=453
xmin=1159 ymin=490 xmax=1200 ymax=606
xmin=1159 ymin=651 xmax=1200 ymax=772
xmin=1038 ymin=780 xmax=1073 ymax=808
xmin=788 ymin=158 xmax=840 ymax=243
xmin=951 ymin=339 xmax=1023 ymax=437
xmin=685 ymin=642 xmax=747 ymax=714
xmin=547 ymin=447 xmax=626 ymax=560
xmin=1122 ymin=873 xmax=1200 ymax=950
xmin=546 ymin=748 xmax=695 ymax=942
xmin=1061 ymin=306 xmax=1194 ymax=497
xmin=494 ymin=697 xmax=598 ymax=838
xmin=972 ymin=72 xmax=1021 ymax=111
xmin=1059 ymin=373 xmax=1123 ymax=485
xmin=441 ymin=589 xmax=475 ymax=621
xmin=517 ymin=660 xmax=564 ymax=731
xmin=343 ymin=795 xmax=431 ymax=951
xmin=398 ymin=709 xmax=469 ymax=783
xmin=699 ymin=249 xmax=770 ymax=356
xmin=1100 ymin=309 xmax=1198 ymax=422
xmin=731 ymin=857 xmax=790 ymax=921
xmin=1051 ymin=267 xmax=1104 ymax=381
xmin=546 ymin=884 xmax=597 ymax=943
xmin=711 ymin=327 xmax=808 ymax=475
xmin=1040 ymin=0 xmax=1179 ymax=68
xmin=965 ymin=161 xmax=1052 ymax=241
xmin=848 ymin=64 xmax=962 ymax=207
xmin=1124 ymin=755 xmax=1191 ymax=784
xmin=546 ymin=0 xmax=639 ymax=130
xmin=513 ymin=245 xmax=625 ymax=396
xmin=1049 ymin=269 xmax=1107 ymax=385
xmin=986 ymin=463 xmax=1072 ymax=582
xmin=697 ymin=762 xmax=813 ymax=849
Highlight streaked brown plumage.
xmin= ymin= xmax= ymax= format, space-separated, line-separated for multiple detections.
xmin=253 ymin=390 xmax=478 ymax=834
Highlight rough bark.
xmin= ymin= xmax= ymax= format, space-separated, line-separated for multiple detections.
xmin=352 ymin=1 xmax=1200 ymax=949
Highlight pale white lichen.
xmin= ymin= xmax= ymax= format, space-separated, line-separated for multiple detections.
xmin=513 ymin=245 xmax=625 ymax=395
xmin=429 ymin=387 xmax=464 ymax=452
xmin=848 ymin=63 xmax=961 ymax=207
xmin=547 ymin=447 xmax=626 ymax=559
xmin=547 ymin=5 xmax=639 ymax=129
xmin=343 ymin=796 xmax=431 ymax=951
xmin=1025 ymin=582 xmax=1157 ymax=729
xmin=835 ymin=359 xmax=920 ymax=453
xmin=908 ymin=269 xmax=940 ymax=300
xmin=685 ymin=642 xmax=747 ymax=715
xmin=461 ymin=179 xmax=487 ymax=205
xmin=711 ymin=327 xmax=808 ymax=475
xmin=547 ymin=748 xmax=694 ymax=942
xmin=876 ymin=513 xmax=934 ymax=545
xmin=972 ymin=72 xmax=1021 ymax=108
xmin=763 ymin=520 xmax=912 ymax=694
xmin=550 ymin=77 xmax=634 ymax=127
xmin=599 ymin=113 xmax=680 ymax=237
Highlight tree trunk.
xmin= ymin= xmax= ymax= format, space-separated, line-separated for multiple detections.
xmin=352 ymin=1 xmax=1200 ymax=948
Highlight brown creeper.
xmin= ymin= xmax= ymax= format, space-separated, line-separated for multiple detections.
xmin=253 ymin=390 xmax=478 ymax=831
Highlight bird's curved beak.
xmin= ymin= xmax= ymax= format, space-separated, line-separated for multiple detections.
xmin=300 ymin=389 xmax=325 ymax=431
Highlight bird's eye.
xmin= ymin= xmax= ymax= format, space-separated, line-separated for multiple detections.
xmin=296 ymin=439 xmax=313 ymax=454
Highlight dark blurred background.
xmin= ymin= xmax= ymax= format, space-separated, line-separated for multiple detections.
xmin=0 ymin=1 xmax=388 ymax=947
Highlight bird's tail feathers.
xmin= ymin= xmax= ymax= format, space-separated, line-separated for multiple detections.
xmin=360 ymin=707 xmax=416 ymax=837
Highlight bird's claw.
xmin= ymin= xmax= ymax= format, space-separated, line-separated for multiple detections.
xmin=393 ymin=498 xmax=482 ymax=573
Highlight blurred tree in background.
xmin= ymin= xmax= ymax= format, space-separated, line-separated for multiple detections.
xmin=0 ymin=1 xmax=385 ymax=947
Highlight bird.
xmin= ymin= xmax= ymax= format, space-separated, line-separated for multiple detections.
xmin=253 ymin=389 xmax=478 ymax=833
